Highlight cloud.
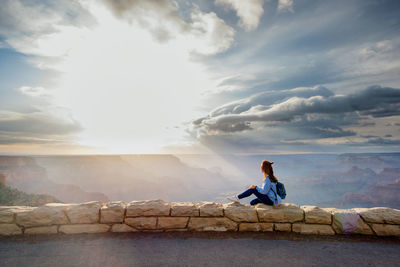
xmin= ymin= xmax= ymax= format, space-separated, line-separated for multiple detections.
xmin=215 ymin=0 xmax=264 ymax=31
xmin=0 ymin=0 xmax=95 ymax=57
xmin=359 ymin=137 xmax=400 ymax=146
xmin=189 ymin=7 xmax=235 ymax=55
xmin=18 ymin=86 xmax=48 ymax=97
xmin=102 ymin=0 xmax=235 ymax=54
xmin=0 ymin=111 xmax=82 ymax=145
xmin=277 ymin=0 xmax=294 ymax=13
xmin=1 ymin=0 xmax=235 ymax=58
xmin=2 ymin=0 xmax=399 ymax=155
xmin=0 ymin=82 xmax=82 ymax=146
xmin=0 ymin=0 xmax=238 ymax=153
xmin=358 ymin=121 xmax=376 ymax=127
xmin=205 ymin=85 xmax=334 ymax=118
xmin=199 ymin=1 xmax=400 ymax=109
xmin=0 ymin=0 xmax=93 ymax=36
xmin=192 ymin=85 xmax=400 ymax=137
xmin=101 ymin=0 xmax=187 ymax=42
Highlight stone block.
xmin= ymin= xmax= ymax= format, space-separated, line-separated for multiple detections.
xmin=332 ymin=209 xmax=373 ymax=235
xmin=256 ymin=203 xmax=304 ymax=223
xmin=371 ymin=224 xmax=400 ymax=237
xmin=239 ymin=223 xmax=273 ymax=232
xmin=25 ymin=225 xmax=58 ymax=235
xmin=66 ymin=201 xmax=101 ymax=224
xmin=126 ymin=199 xmax=170 ymax=217
xmin=0 ymin=209 xmax=14 ymax=223
xmin=274 ymin=223 xmax=291 ymax=232
xmin=16 ymin=204 xmax=68 ymax=227
xmin=223 ymin=203 xmax=258 ymax=222
xmin=125 ymin=217 xmax=157 ymax=230
xmin=165 ymin=229 xmax=188 ymax=232
xmin=353 ymin=207 xmax=400 ymax=224
xmin=301 ymin=206 xmax=332 ymax=224
xmin=59 ymin=224 xmax=110 ymax=234
xmin=101 ymin=201 xmax=126 ymax=223
xmin=292 ymin=223 xmax=335 ymax=235
xmin=196 ymin=202 xmax=224 ymax=217
xmin=171 ymin=202 xmax=199 ymax=216
xmin=187 ymin=217 xmax=237 ymax=231
xmin=111 ymin=224 xmax=138 ymax=232
xmin=0 ymin=224 xmax=22 ymax=236
xmin=157 ymin=217 xmax=189 ymax=229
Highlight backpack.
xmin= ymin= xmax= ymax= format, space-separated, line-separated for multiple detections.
xmin=272 ymin=181 xmax=286 ymax=199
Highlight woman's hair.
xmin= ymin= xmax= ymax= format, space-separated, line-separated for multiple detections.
xmin=261 ymin=160 xmax=278 ymax=183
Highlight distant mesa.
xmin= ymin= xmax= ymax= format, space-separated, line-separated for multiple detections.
xmin=0 ymin=173 xmax=5 ymax=186
xmin=0 ymin=178 xmax=61 ymax=206
xmin=0 ymin=156 xmax=109 ymax=203
xmin=336 ymin=179 xmax=400 ymax=209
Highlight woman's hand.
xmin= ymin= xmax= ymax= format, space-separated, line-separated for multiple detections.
xmin=249 ymin=185 xmax=256 ymax=189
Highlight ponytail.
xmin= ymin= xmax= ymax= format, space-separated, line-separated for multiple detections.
xmin=268 ymin=166 xmax=278 ymax=183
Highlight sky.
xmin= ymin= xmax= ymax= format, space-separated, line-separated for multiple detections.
xmin=0 ymin=0 xmax=400 ymax=155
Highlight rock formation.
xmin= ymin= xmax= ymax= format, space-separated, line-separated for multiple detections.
xmin=0 ymin=173 xmax=6 ymax=186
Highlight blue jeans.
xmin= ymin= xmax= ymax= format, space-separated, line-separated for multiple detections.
xmin=238 ymin=188 xmax=273 ymax=206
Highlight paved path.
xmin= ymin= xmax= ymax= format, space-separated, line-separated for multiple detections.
xmin=0 ymin=232 xmax=399 ymax=267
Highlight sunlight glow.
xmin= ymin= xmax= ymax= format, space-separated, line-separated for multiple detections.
xmin=40 ymin=2 xmax=221 ymax=153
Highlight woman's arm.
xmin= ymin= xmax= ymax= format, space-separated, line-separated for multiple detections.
xmin=256 ymin=178 xmax=272 ymax=194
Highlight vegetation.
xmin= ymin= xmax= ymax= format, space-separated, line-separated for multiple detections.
xmin=0 ymin=183 xmax=61 ymax=206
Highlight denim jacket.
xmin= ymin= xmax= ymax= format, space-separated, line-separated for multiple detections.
xmin=255 ymin=176 xmax=282 ymax=206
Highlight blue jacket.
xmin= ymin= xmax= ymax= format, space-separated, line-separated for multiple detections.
xmin=256 ymin=176 xmax=282 ymax=206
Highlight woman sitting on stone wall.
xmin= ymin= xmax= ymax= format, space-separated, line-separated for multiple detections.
xmin=227 ymin=160 xmax=282 ymax=208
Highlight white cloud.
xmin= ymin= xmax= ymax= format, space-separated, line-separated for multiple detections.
xmin=0 ymin=0 xmax=95 ymax=57
xmin=18 ymin=86 xmax=48 ymax=97
xmin=102 ymin=0 xmax=235 ymax=55
xmin=326 ymin=38 xmax=400 ymax=91
xmin=189 ymin=7 xmax=235 ymax=55
xmin=277 ymin=0 xmax=294 ymax=13
xmin=215 ymin=0 xmax=264 ymax=31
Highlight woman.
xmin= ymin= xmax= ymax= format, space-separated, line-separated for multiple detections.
xmin=227 ymin=160 xmax=282 ymax=207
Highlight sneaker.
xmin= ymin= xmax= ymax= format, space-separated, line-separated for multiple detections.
xmin=226 ymin=195 xmax=240 ymax=203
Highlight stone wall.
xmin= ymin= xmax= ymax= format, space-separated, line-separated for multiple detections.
xmin=1 ymin=200 xmax=399 ymax=237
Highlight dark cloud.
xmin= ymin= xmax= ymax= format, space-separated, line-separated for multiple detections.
xmin=351 ymin=86 xmax=400 ymax=117
xmin=203 ymin=85 xmax=334 ymax=118
xmin=360 ymin=135 xmax=379 ymax=139
xmin=362 ymin=138 xmax=400 ymax=146
xmin=282 ymin=119 xmax=357 ymax=139
xmin=358 ymin=121 xmax=376 ymax=127
xmin=0 ymin=112 xmax=82 ymax=145
xmin=192 ymin=85 xmax=400 ymax=140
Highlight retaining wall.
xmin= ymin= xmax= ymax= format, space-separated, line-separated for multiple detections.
xmin=1 ymin=200 xmax=399 ymax=237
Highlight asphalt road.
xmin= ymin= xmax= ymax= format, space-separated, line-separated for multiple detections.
xmin=0 ymin=232 xmax=399 ymax=267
